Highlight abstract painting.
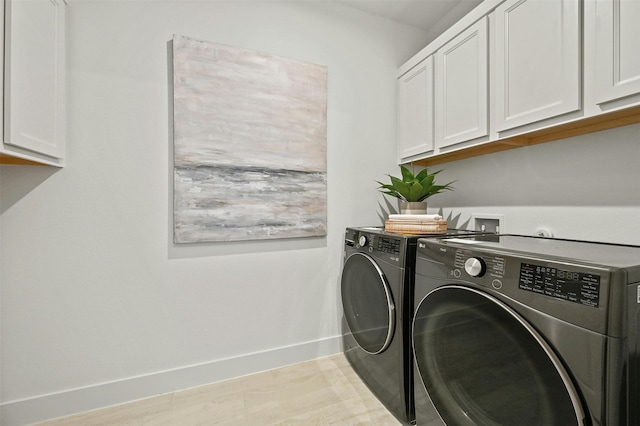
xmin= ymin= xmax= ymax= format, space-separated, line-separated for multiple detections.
xmin=172 ymin=35 xmax=328 ymax=243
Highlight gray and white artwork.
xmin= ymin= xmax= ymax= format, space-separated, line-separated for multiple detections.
xmin=172 ymin=35 xmax=328 ymax=243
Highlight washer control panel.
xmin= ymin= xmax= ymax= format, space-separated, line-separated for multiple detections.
xmin=377 ymin=237 xmax=401 ymax=256
xmin=347 ymin=228 xmax=403 ymax=260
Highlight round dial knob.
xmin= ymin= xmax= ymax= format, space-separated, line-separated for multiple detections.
xmin=358 ymin=235 xmax=368 ymax=247
xmin=464 ymin=257 xmax=486 ymax=277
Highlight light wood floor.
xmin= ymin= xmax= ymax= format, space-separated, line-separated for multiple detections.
xmin=37 ymin=354 xmax=402 ymax=425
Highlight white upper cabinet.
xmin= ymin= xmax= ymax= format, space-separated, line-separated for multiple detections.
xmin=397 ymin=57 xmax=434 ymax=162
xmin=593 ymin=0 xmax=640 ymax=107
xmin=493 ymin=0 xmax=581 ymax=133
xmin=396 ymin=0 xmax=640 ymax=165
xmin=435 ymin=17 xmax=488 ymax=149
xmin=2 ymin=0 xmax=66 ymax=166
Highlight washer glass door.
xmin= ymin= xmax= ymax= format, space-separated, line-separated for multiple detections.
xmin=341 ymin=252 xmax=395 ymax=354
xmin=413 ymin=286 xmax=584 ymax=426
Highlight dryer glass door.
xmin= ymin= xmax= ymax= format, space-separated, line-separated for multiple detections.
xmin=413 ymin=286 xmax=584 ymax=426
xmin=341 ymin=252 xmax=395 ymax=354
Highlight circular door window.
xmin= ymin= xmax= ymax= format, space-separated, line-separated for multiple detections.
xmin=341 ymin=253 xmax=395 ymax=354
xmin=413 ymin=286 xmax=585 ymax=426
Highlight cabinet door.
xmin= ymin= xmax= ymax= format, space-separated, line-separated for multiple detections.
xmin=494 ymin=0 xmax=580 ymax=132
xmin=435 ymin=17 xmax=488 ymax=149
xmin=4 ymin=0 xmax=65 ymax=159
xmin=397 ymin=57 xmax=434 ymax=162
xmin=594 ymin=0 xmax=640 ymax=105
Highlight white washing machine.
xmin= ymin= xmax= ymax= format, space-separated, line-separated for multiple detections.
xmin=412 ymin=234 xmax=640 ymax=425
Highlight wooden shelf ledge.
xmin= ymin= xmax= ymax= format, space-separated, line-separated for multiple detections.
xmin=0 ymin=153 xmax=49 ymax=166
xmin=412 ymin=105 xmax=640 ymax=167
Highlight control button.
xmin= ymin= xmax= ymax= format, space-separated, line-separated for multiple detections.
xmin=358 ymin=235 xmax=367 ymax=247
xmin=453 ymin=269 xmax=461 ymax=278
xmin=492 ymin=279 xmax=503 ymax=290
xmin=465 ymin=257 xmax=486 ymax=277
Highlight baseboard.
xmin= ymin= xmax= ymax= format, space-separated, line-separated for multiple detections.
xmin=1 ymin=335 xmax=342 ymax=426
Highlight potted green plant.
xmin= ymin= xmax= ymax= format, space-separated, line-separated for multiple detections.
xmin=377 ymin=165 xmax=455 ymax=214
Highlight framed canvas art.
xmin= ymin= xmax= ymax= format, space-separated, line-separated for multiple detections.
xmin=172 ymin=35 xmax=328 ymax=243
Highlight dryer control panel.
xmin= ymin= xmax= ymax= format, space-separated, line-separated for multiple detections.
xmin=415 ymin=234 xmax=628 ymax=336
xmin=454 ymin=250 xmax=505 ymax=279
xmin=518 ymin=263 xmax=601 ymax=308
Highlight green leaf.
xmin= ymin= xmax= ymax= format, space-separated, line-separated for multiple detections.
xmin=408 ymin=182 xmax=425 ymax=201
xmin=414 ymin=168 xmax=431 ymax=182
xmin=400 ymin=165 xmax=414 ymax=182
xmin=390 ymin=176 xmax=411 ymax=200
xmin=418 ymin=174 xmax=435 ymax=188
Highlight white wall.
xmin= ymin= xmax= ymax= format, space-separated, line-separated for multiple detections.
xmin=0 ymin=2 xmax=428 ymax=424
xmin=427 ymin=122 xmax=640 ymax=245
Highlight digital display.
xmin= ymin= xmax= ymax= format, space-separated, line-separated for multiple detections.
xmin=378 ymin=237 xmax=400 ymax=255
xmin=519 ymin=263 xmax=600 ymax=308
xmin=557 ymin=270 xmax=580 ymax=281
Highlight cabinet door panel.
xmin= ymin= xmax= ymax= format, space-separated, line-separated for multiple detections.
xmin=595 ymin=0 xmax=640 ymax=104
xmin=435 ymin=18 xmax=488 ymax=149
xmin=4 ymin=0 xmax=65 ymax=159
xmin=494 ymin=0 xmax=580 ymax=132
xmin=398 ymin=57 xmax=434 ymax=161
